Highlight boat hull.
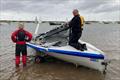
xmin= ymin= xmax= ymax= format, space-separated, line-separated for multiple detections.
xmin=27 ymin=42 xmax=106 ymax=72
xmin=48 ymin=52 xmax=105 ymax=71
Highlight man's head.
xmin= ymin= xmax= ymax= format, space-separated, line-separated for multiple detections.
xmin=18 ymin=23 xmax=24 ymax=29
xmin=73 ymin=9 xmax=79 ymax=16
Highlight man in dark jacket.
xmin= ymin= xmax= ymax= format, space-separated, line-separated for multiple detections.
xmin=69 ymin=9 xmax=84 ymax=51
xmin=11 ymin=23 xmax=32 ymax=67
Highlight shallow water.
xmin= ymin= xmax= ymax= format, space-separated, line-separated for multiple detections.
xmin=0 ymin=22 xmax=120 ymax=80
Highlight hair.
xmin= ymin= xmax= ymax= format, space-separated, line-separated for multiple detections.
xmin=18 ymin=23 xmax=24 ymax=29
xmin=73 ymin=9 xmax=79 ymax=13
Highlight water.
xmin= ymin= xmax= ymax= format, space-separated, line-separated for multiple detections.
xmin=0 ymin=22 xmax=120 ymax=80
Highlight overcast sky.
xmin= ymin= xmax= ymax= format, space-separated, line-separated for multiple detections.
xmin=0 ymin=0 xmax=120 ymax=21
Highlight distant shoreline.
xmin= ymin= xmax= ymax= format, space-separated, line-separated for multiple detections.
xmin=0 ymin=20 xmax=120 ymax=24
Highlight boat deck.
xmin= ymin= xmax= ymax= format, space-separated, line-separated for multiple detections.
xmin=37 ymin=30 xmax=69 ymax=46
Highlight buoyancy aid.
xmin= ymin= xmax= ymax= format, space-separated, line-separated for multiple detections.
xmin=11 ymin=29 xmax=32 ymax=45
xmin=16 ymin=30 xmax=26 ymax=41
xmin=80 ymin=16 xmax=85 ymax=27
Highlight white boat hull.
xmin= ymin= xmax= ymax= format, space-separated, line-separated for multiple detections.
xmin=48 ymin=52 xmax=105 ymax=71
xmin=27 ymin=41 xmax=107 ymax=72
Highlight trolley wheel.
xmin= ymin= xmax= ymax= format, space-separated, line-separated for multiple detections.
xmin=34 ymin=56 xmax=45 ymax=63
xmin=35 ymin=56 xmax=42 ymax=63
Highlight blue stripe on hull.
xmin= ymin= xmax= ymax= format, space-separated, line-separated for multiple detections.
xmin=27 ymin=43 xmax=104 ymax=59
xmin=27 ymin=43 xmax=46 ymax=52
xmin=48 ymin=49 xmax=104 ymax=59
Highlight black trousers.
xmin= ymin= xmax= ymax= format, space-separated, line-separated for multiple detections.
xmin=15 ymin=44 xmax=27 ymax=56
xmin=69 ymin=31 xmax=82 ymax=49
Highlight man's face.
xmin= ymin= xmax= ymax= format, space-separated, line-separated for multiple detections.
xmin=72 ymin=10 xmax=78 ymax=16
xmin=73 ymin=11 xmax=75 ymax=16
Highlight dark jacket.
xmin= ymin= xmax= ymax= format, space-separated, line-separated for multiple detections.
xmin=11 ymin=29 xmax=32 ymax=45
xmin=69 ymin=15 xmax=82 ymax=34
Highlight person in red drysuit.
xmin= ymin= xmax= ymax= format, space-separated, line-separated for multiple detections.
xmin=11 ymin=23 xmax=32 ymax=67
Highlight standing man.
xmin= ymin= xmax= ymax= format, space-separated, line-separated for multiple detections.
xmin=11 ymin=23 xmax=32 ymax=67
xmin=68 ymin=9 xmax=85 ymax=51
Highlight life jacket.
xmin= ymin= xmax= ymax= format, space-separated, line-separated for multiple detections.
xmin=16 ymin=30 xmax=26 ymax=41
xmin=80 ymin=16 xmax=85 ymax=27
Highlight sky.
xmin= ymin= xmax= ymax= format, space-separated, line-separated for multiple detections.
xmin=0 ymin=0 xmax=120 ymax=21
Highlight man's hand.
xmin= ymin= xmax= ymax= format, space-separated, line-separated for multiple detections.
xmin=64 ymin=22 xmax=69 ymax=27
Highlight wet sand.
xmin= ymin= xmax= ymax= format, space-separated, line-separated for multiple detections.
xmin=0 ymin=22 xmax=120 ymax=80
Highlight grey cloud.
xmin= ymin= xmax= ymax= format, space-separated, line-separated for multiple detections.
xmin=0 ymin=0 xmax=67 ymax=13
xmin=0 ymin=0 xmax=119 ymax=20
xmin=75 ymin=0 xmax=120 ymax=14
xmin=92 ymin=4 xmax=120 ymax=13
xmin=30 ymin=0 xmax=68 ymax=4
xmin=0 ymin=0 xmax=27 ymax=11
xmin=78 ymin=0 xmax=106 ymax=9
xmin=1 ymin=0 xmax=118 ymax=13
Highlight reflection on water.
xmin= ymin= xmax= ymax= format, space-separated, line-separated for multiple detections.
xmin=0 ymin=22 xmax=120 ymax=80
